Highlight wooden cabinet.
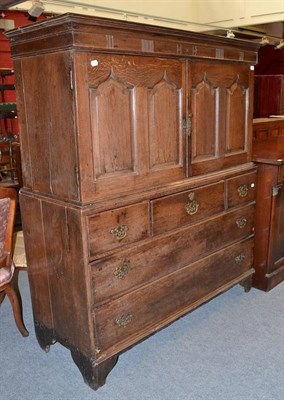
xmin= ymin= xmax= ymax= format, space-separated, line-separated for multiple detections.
xmin=254 ymin=75 xmax=284 ymax=118
xmin=253 ymin=159 xmax=284 ymax=291
xmin=252 ymin=116 xmax=284 ymax=171
xmin=252 ymin=118 xmax=284 ymax=291
xmin=7 ymin=14 xmax=260 ymax=390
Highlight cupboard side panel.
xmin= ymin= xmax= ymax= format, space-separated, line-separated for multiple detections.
xmin=39 ymin=200 xmax=96 ymax=354
xmin=13 ymin=59 xmax=32 ymax=189
xmin=17 ymin=52 xmax=78 ymax=200
xmin=20 ymin=193 xmax=54 ymax=333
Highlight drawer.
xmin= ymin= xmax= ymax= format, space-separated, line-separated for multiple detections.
xmin=94 ymin=238 xmax=254 ymax=352
xmin=92 ymin=203 xmax=255 ymax=305
xmin=87 ymin=202 xmax=150 ymax=258
xmin=152 ymin=181 xmax=224 ymax=235
xmin=226 ymin=171 xmax=257 ymax=208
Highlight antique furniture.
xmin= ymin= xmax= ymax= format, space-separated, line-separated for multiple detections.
xmin=252 ymin=117 xmax=284 ymax=291
xmin=254 ymin=75 xmax=284 ymax=118
xmin=0 ymin=68 xmax=18 ymax=183
xmin=7 ymin=14 xmax=260 ymax=389
xmin=253 ymin=117 xmax=284 ymax=152
xmin=0 ymin=186 xmax=28 ymax=337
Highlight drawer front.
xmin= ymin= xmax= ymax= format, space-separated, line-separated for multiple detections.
xmin=227 ymin=171 xmax=257 ymax=208
xmin=94 ymin=238 xmax=254 ymax=352
xmin=92 ymin=203 xmax=255 ymax=305
xmin=151 ymin=181 xmax=224 ymax=235
xmin=88 ymin=202 xmax=150 ymax=258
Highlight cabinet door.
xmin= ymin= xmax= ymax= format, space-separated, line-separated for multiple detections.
xmin=268 ymin=183 xmax=284 ymax=273
xmin=189 ymin=61 xmax=253 ymax=176
xmin=75 ymin=53 xmax=186 ymax=200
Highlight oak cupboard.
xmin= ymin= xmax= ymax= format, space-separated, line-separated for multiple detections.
xmin=252 ymin=117 xmax=284 ymax=291
xmin=7 ymin=14 xmax=260 ymax=390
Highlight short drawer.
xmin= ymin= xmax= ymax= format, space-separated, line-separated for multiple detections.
xmin=151 ymin=181 xmax=224 ymax=235
xmin=226 ymin=171 xmax=257 ymax=208
xmin=87 ymin=202 xmax=150 ymax=258
xmin=92 ymin=203 xmax=255 ymax=305
xmin=94 ymin=238 xmax=254 ymax=352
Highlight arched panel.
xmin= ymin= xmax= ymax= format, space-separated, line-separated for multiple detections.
xmin=148 ymin=73 xmax=183 ymax=170
xmin=90 ymin=70 xmax=136 ymax=179
xmin=225 ymin=76 xmax=249 ymax=154
xmin=191 ymin=74 xmax=219 ymax=163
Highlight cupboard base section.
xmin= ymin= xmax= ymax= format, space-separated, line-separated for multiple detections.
xmin=32 ymin=271 xmax=254 ymax=390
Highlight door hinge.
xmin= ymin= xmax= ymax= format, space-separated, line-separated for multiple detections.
xmin=183 ymin=113 xmax=192 ymax=137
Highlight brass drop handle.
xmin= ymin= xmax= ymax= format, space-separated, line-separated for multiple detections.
xmin=110 ymin=224 xmax=128 ymax=241
xmin=115 ymin=314 xmax=133 ymax=328
xmin=185 ymin=192 xmax=199 ymax=216
xmin=238 ymin=184 xmax=249 ymax=198
xmin=235 ymin=253 xmax=245 ymax=265
xmin=236 ymin=217 xmax=247 ymax=229
xmin=114 ymin=259 xmax=130 ymax=279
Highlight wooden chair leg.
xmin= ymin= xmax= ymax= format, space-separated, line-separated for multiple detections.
xmin=5 ymin=282 xmax=29 ymax=337
xmin=0 ymin=291 xmax=6 ymax=306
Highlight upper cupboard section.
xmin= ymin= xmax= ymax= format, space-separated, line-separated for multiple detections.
xmin=15 ymin=51 xmax=253 ymax=204
xmin=8 ymin=14 xmax=260 ymax=204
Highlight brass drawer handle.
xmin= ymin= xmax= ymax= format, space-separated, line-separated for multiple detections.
xmin=185 ymin=192 xmax=199 ymax=216
xmin=114 ymin=259 xmax=130 ymax=279
xmin=238 ymin=184 xmax=248 ymax=198
xmin=110 ymin=224 xmax=128 ymax=241
xmin=115 ymin=314 xmax=133 ymax=328
xmin=235 ymin=253 xmax=245 ymax=265
xmin=236 ymin=217 xmax=247 ymax=229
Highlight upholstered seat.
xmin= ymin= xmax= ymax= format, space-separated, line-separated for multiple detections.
xmin=13 ymin=231 xmax=27 ymax=268
xmin=0 ymin=188 xmax=28 ymax=337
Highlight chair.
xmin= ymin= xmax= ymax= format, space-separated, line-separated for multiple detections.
xmin=0 ymin=187 xmax=28 ymax=336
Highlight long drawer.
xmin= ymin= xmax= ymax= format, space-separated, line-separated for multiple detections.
xmin=91 ymin=203 xmax=255 ymax=305
xmin=94 ymin=238 xmax=254 ymax=353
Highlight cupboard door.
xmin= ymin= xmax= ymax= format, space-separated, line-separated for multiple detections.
xmin=76 ymin=53 xmax=187 ymax=200
xmin=189 ymin=61 xmax=252 ymax=176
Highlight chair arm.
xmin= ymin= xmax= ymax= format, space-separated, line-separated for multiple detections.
xmin=0 ymin=251 xmax=11 ymax=269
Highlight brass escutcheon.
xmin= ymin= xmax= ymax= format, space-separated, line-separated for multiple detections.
xmin=115 ymin=314 xmax=133 ymax=328
xmin=235 ymin=253 xmax=245 ymax=265
xmin=114 ymin=259 xmax=130 ymax=279
xmin=236 ymin=217 xmax=247 ymax=229
xmin=238 ymin=184 xmax=249 ymax=198
xmin=110 ymin=224 xmax=128 ymax=241
xmin=185 ymin=192 xmax=199 ymax=216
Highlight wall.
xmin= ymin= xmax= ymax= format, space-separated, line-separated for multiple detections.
xmin=0 ymin=11 xmax=47 ymax=135
xmin=0 ymin=10 xmax=47 ymax=69
xmin=195 ymin=0 xmax=284 ymax=27
xmin=9 ymin=0 xmax=284 ymax=31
